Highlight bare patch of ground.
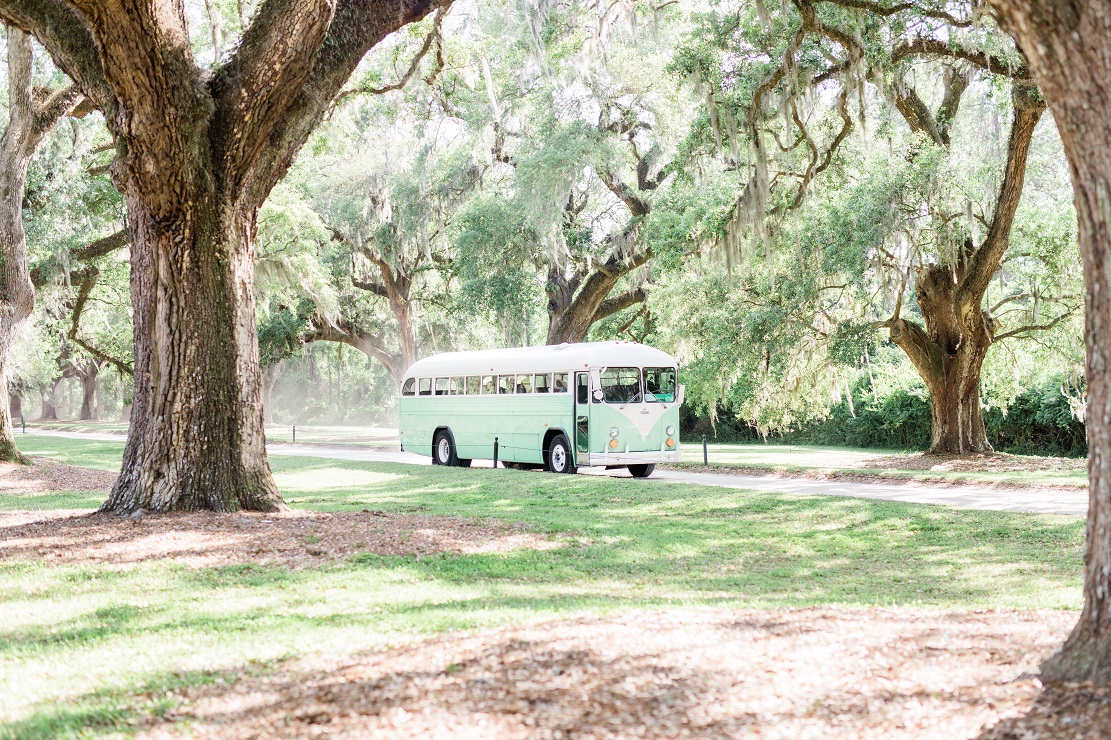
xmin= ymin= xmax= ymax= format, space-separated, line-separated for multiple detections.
xmin=0 ymin=457 xmax=118 ymax=494
xmin=0 ymin=509 xmax=563 ymax=569
xmin=869 ymin=453 xmax=1086 ymax=475
xmin=666 ymin=452 xmax=1086 ymax=493
xmin=140 ymin=607 xmax=1074 ymax=739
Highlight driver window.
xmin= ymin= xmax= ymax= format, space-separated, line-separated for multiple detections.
xmin=577 ymin=373 xmax=589 ymax=404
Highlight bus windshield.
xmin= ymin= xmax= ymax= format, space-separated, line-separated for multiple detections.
xmin=598 ymin=367 xmax=641 ymax=403
xmin=644 ymin=367 xmax=676 ymax=402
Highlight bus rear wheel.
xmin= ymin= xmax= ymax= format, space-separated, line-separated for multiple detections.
xmin=433 ymin=430 xmax=459 ymax=466
xmin=547 ymin=434 xmax=576 ymax=474
xmin=628 ymin=464 xmax=655 ymax=478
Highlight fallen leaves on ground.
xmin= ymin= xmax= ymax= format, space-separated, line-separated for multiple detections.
xmin=140 ymin=607 xmax=1074 ymax=739
xmin=0 ymin=509 xmax=564 ymax=569
xmin=868 ymin=453 xmax=1085 ymax=475
xmin=0 ymin=457 xmax=118 ymax=493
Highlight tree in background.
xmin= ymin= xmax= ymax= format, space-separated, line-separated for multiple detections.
xmin=672 ymin=0 xmax=1080 ymax=453
xmin=0 ymin=29 xmax=81 ymax=461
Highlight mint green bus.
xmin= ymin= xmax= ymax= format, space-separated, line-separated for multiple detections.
xmin=398 ymin=341 xmax=683 ymax=477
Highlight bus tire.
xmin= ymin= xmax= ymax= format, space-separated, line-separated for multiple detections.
xmin=547 ymin=433 xmax=576 ymax=474
xmin=627 ymin=464 xmax=655 ymax=478
xmin=433 ymin=429 xmax=458 ymax=466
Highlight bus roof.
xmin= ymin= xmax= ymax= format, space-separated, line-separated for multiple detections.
xmin=402 ymin=341 xmax=678 ymax=381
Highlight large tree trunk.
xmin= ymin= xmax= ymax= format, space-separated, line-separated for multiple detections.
xmin=990 ymin=0 xmax=1111 ymax=685
xmin=9 ymin=391 xmax=21 ymax=421
xmin=890 ymin=264 xmax=995 ymax=455
xmin=101 ymin=204 xmax=284 ymax=514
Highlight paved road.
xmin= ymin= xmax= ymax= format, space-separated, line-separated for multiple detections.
xmin=25 ymin=429 xmax=1087 ymax=517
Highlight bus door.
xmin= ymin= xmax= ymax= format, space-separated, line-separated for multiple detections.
xmin=575 ymin=372 xmax=591 ymax=466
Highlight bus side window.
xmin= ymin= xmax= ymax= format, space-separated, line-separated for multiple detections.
xmin=516 ymin=374 xmax=532 ymax=393
xmin=451 ymin=377 xmax=464 ymax=395
xmin=401 ymin=378 xmax=416 ymax=396
xmin=577 ymin=373 xmax=589 ymax=404
xmin=481 ymin=375 xmax=496 ymax=394
xmin=553 ymin=373 xmax=568 ymax=393
xmin=435 ymin=378 xmax=450 ymax=396
xmin=498 ymin=375 xmax=513 ymax=394
xmin=466 ymin=376 xmax=480 ymax=395
xmin=535 ymin=373 xmax=550 ymax=393
xmin=418 ymin=378 xmax=432 ymax=396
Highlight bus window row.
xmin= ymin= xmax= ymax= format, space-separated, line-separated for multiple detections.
xmin=402 ymin=372 xmax=571 ymax=397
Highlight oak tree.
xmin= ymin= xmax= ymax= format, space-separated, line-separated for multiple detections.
xmin=0 ymin=0 xmax=448 ymax=513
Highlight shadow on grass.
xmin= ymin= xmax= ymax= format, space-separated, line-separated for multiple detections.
xmin=4 ymin=608 xmax=1063 ymax=739
xmin=0 ymin=667 xmax=234 ymax=740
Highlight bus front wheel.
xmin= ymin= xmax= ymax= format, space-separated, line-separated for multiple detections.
xmin=547 ymin=434 xmax=576 ymax=474
xmin=628 ymin=464 xmax=655 ymax=478
xmin=433 ymin=430 xmax=459 ymax=466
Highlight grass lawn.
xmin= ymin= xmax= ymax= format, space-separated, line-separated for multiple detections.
xmin=0 ymin=436 xmax=1085 ymax=737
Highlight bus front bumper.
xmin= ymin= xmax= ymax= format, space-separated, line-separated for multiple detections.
xmin=587 ymin=450 xmax=681 ymax=466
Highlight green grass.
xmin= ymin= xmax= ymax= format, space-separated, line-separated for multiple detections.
xmin=676 ymin=442 xmax=1088 ymax=488
xmin=0 ymin=435 xmax=1085 ymax=736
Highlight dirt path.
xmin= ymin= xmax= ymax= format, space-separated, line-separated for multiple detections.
xmin=140 ymin=607 xmax=1074 ymax=739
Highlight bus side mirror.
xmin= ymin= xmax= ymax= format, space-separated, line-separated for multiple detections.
xmin=592 ymin=389 xmax=605 ymax=402
xmin=675 ymin=384 xmax=685 ymax=406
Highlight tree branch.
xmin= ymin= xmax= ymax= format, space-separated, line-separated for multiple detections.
xmin=994 ymin=309 xmax=1076 ymax=341
xmin=891 ymin=37 xmax=1031 ymax=80
xmin=0 ymin=0 xmax=113 ymax=107
xmin=594 ymin=286 xmax=647 ymax=323
xmin=336 ymin=7 xmax=445 ymax=101
xmin=958 ymin=81 xmax=1045 ymax=305
xmin=817 ymin=0 xmax=974 ymax=27
xmin=210 ymin=0 xmax=337 ymax=192
xmin=30 ymin=228 xmax=129 ymax=289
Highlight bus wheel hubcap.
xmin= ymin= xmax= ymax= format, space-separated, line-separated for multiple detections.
xmin=438 ymin=438 xmax=449 ymax=461
xmin=553 ymin=446 xmax=566 ymax=470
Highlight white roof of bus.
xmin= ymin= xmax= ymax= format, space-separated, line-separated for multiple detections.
xmin=402 ymin=342 xmax=677 ymax=381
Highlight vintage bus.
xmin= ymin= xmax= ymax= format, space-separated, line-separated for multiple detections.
xmin=398 ymin=341 xmax=683 ymax=477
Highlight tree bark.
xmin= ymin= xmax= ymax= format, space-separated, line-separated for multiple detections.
xmin=9 ymin=391 xmax=21 ymax=421
xmin=989 ymin=0 xmax=1111 ymax=685
xmin=102 ymin=204 xmax=284 ymax=513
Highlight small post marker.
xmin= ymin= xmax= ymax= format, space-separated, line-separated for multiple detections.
xmin=493 ymin=437 xmax=499 ymax=469
xmin=292 ymin=426 xmax=296 ymax=444
xmin=21 ymin=415 xmax=25 ymax=434
xmin=702 ymin=434 xmax=708 ymax=466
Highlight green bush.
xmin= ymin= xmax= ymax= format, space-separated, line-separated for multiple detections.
xmin=683 ymin=375 xmax=1087 ymax=457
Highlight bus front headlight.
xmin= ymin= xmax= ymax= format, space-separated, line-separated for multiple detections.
xmin=609 ymin=427 xmax=619 ymax=438
xmin=665 ymin=425 xmax=675 ymax=436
